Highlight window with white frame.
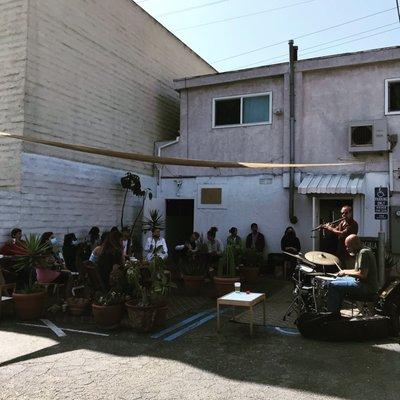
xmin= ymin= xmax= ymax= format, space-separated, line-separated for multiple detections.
xmin=213 ymin=92 xmax=272 ymax=127
xmin=385 ymin=78 xmax=400 ymax=115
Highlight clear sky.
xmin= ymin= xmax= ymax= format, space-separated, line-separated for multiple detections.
xmin=136 ymin=0 xmax=400 ymax=72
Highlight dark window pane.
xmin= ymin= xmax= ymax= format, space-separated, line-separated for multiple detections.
xmin=243 ymin=95 xmax=270 ymax=123
xmin=201 ymin=188 xmax=222 ymax=204
xmin=389 ymin=81 xmax=400 ymax=112
xmin=215 ymin=98 xmax=240 ymax=126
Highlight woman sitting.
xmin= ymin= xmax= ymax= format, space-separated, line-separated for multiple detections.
xmin=280 ymin=227 xmax=301 ymax=279
xmin=62 ymin=233 xmax=78 ymax=272
xmin=36 ymin=232 xmax=71 ymax=285
xmin=96 ymin=231 xmax=123 ymax=290
xmin=89 ymin=231 xmax=109 ymax=265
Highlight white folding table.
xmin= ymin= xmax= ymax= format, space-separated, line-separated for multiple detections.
xmin=216 ymin=291 xmax=266 ymax=336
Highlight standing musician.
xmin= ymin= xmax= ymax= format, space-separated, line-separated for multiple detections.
xmin=327 ymin=234 xmax=379 ymax=314
xmin=322 ymin=205 xmax=358 ymax=267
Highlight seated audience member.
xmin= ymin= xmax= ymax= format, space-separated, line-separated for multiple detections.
xmin=121 ymin=227 xmax=132 ymax=258
xmin=97 ymin=231 xmax=123 ymax=289
xmin=144 ymin=228 xmax=168 ymax=262
xmin=280 ymin=226 xmax=301 ymax=279
xmin=110 ymin=226 xmax=120 ymax=233
xmin=281 ymin=227 xmax=301 ymax=254
xmin=327 ymin=234 xmax=379 ymax=314
xmin=36 ymin=232 xmax=70 ymax=285
xmin=245 ymin=223 xmax=266 ymax=253
xmin=0 ymin=228 xmax=25 ymax=255
xmin=62 ymin=233 xmax=78 ymax=272
xmin=87 ymin=226 xmax=100 ymax=251
xmin=227 ymin=227 xmax=241 ymax=247
xmin=175 ymin=232 xmax=202 ymax=254
xmin=89 ymin=231 xmax=109 ymax=264
xmin=206 ymin=229 xmax=223 ymax=271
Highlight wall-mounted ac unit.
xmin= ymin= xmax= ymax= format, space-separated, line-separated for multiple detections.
xmin=348 ymin=119 xmax=388 ymax=153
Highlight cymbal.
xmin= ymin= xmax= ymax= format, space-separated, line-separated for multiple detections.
xmin=283 ymin=251 xmax=317 ymax=267
xmin=305 ymin=251 xmax=340 ymax=266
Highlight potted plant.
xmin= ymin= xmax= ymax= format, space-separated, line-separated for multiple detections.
xmin=92 ymin=290 xmax=125 ymax=329
xmin=142 ymin=209 xmax=165 ymax=233
xmin=67 ymin=297 xmax=90 ymax=316
xmin=180 ymin=247 xmax=208 ymax=295
xmin=242 ymin=248 xmax=264 ymax=283
xmin=125 ymin=255 xmax=176 ymax=332
xmin=214 ymin=245 xmax=240 ymax=297
xmin=11 ymin=234 xmax=50 ymax=320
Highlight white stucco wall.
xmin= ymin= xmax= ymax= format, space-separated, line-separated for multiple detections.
xmin=0 ymin=153 xmax=156 ymax=244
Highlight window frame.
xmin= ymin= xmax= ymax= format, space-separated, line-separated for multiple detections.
xmin=385 ymin=78 xmax=400 ymax=116
xmin=212 ymin=91 xmax=273 ymax=129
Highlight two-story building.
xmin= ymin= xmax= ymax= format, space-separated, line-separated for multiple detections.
xmin=0 ymin=0 xmax=215 ymax=243
xmin=153 ymin=46 xmax=400 ymax=255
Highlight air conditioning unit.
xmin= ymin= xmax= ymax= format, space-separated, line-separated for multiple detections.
xmin=348 ymin=119 xmax=388 ymax=153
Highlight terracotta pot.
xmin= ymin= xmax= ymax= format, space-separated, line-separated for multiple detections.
xmin=92 ymin=303 xmax=124 ymax=329
xmin=182 ymin=275 xmax=204 ymax=295
xmin=213 ymin=276 xmax=240 ymax=297
xmin=12 ymin=291 xmax=46 ymax=321
xmin=242 ymin=267 xmax=259 ymax=283
xmin=125 ymin=300 xmax=168 ymax=332
xmin=67 ymin=297 xmax=89 ymax=316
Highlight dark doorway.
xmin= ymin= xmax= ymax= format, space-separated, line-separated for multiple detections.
xmin=319 ymin=199 xmax=353 ymax=254
xmin=165 ymin=199 xmax=194 ymax=252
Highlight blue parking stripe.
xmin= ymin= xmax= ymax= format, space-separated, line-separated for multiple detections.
xmin=151 ymin=309 xmax=215 ymax=339
xmin=163 ymin=313 xmax=217 ymax=341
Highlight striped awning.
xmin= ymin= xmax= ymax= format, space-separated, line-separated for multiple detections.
xmin=298 ymin=174 xmax=365 ymax=195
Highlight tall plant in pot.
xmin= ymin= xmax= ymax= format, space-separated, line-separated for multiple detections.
xmin=180 ymin=244 xmax=208 ymax=295
xmin=242 ymin=248 xmax=264 ymax=283
xmin=10 ymin=234 xmax=50 ymax=320
xmin=214 ymin=245 xmax=240 ymax=297
xmin=125 ymin=254 xmax=176 ymax=332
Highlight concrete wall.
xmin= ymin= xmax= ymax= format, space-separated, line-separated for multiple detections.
xmin=0 ymin=152 xmax=155 ymax=243
xmin=0 ymin=0 xmax=27 ymax=188
xmin=22 ymin=0 xmax=215 ymax=174
xmin=0 ymin=0 xmax=215 ymax=244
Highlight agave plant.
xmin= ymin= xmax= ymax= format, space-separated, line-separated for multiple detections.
xmin=142 ymin=209 xmax=165 ymax=233
xmin=11 ymin=234 xmax=51 ymax=273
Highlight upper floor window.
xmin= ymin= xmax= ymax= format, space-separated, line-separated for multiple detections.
xmin=213 ymin=92 xmax=272 ymax=128
xmin=385 ymin=78 xmax=400 ymax=115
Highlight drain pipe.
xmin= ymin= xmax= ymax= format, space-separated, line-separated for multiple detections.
xmin=154 ymin=137 xmax=180 ymax=185
xmin=288 ymin=40 xmax=298 ymax=224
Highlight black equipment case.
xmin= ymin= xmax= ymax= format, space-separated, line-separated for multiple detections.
xmin=297 ymin=312 xmax=391 ymax=341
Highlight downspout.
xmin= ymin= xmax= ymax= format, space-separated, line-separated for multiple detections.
xmin=154 ymin=137 xmax=180 ymax=184
xmin=288 ymin=40 xmax=298 ymax=224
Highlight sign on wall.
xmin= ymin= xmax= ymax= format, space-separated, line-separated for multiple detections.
xmin=374 ymin=187 xmax=388 ymax=220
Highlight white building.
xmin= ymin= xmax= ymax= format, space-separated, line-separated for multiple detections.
xmin=0 ymin=0 xmax=215 ymax=243
xmin=151 ymin=46 xmax=400 ymax=255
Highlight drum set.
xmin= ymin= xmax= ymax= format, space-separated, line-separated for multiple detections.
xmin=282 ymin=250 xmax=341 ymax=321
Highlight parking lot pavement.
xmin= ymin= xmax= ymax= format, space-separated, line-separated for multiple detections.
xmin=1 ymin=315 xmax=400 ymax=400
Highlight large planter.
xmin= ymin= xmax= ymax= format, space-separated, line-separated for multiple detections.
xmin=125 ymin=300 xmax=168 ymax=332
xmin=242 ymin=267 xmax=259 ymax=284
xmin=182 ymin=275 xmax=204 ymax=295
xmin=92 ymin=303 xmax=124 ymax=329
xmin=213 ymin=276 xmax=239 ymax=297
xmin=13 ymin=291 xmax=46 ymax=320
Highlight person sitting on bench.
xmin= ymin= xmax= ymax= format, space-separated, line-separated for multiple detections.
xmin=327 ymin=234 xmax=379 ymax=314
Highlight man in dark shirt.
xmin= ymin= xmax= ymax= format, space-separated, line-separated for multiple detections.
xmin=327 ymin=234 xmax=379 ymax=314
xmin=323 ymin=205 xmax=358 ymax=267
xmin=245 ymin=223 xmax=265 ymax=253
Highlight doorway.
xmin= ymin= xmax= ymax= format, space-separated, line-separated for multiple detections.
xmin=316 ymin=198 xmax=353 ymax=253
xmin=165 ymin=199 xmax=194 ymax=251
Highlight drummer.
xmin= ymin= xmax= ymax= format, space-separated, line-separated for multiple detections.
xmin=326 ymin=234 xmax=379 ymax=315
xmin=322 ymin=205 xmax=358 ymax=267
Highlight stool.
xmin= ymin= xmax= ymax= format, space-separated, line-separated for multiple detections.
xmin=345 ymin=293 xmax=378 ymax=317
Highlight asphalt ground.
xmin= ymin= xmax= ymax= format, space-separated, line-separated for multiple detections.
xmin=1 ymin=279 xmax=400 ymax=400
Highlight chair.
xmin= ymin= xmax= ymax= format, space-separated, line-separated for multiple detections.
xmin=0 ymin=282 xmax=16 ymax=320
